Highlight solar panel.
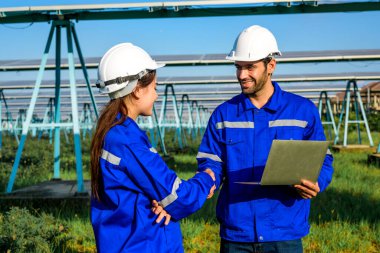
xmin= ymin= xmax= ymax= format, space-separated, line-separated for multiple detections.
xmin=1 ymin=1 xmax=379 ymax=24
xmin=1 ymin=49 xmax=380 ymax=71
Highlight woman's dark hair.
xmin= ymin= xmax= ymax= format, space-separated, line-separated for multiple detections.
xmin=90 ymin=70 xmax=156 ymax=202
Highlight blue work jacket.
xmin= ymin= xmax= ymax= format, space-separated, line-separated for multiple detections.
xmin=91 ymin=117 xmax=214 ymax=253
xmin=197 ymin=82 xmax=334 ymax=243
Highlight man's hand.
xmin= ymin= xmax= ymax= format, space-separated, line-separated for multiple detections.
xmin=203 ymin=168 xmax=216 ymax=199
xmin=293 ymin=179 xmax=320 ymax=199
xmin=151 ymin=200 xmax=171 ymax=225
xmin=203 ymin=168 xmax=216 ymax=181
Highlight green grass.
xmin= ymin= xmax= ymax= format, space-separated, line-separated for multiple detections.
xmin=0 ymin=129 xmax=380 ymax=252
xmin=303 ymin=151 xmax=380 ymax=253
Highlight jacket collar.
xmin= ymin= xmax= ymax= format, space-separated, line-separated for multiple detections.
xmin=121 ymin=115 xmax=147 ymax=135
xmin=114 ymin=113 xmax=134 ymax=128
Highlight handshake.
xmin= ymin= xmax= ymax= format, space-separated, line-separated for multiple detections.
xmin=203 ymin=168 xmax=216 ymax=199
xmin=151 ymin=168 xmax=216 ymax=225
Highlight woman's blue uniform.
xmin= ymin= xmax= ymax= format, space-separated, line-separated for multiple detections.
xmin=91 ymin=117 xmax=214 ymax=253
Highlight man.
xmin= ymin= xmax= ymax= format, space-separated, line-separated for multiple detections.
xmin=196 ymin=25 xmax=334 ymax=253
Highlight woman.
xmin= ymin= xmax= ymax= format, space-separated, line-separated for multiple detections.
xmin=90 ymin=43 xmax=215 ymax=253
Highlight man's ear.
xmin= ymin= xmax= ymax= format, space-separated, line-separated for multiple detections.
xmin=268 ymin=59 xmax=276 ymax=75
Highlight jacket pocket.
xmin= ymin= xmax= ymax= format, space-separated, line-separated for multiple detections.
xmin=272 ymin=127 xmax=305 ymax=141
xmin=220 ymin=137 xmax=245 ymax=171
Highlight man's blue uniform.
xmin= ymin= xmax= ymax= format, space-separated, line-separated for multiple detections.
xmin=197 ymin=82 xmax=334 ymax=243
xmin=91 ymin=117 xmax=214 ymax=253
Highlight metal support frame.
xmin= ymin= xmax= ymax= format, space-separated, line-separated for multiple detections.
xmin=71 ymin=26 xmax=99 ymax=119
xmin=334 ymin=80 xmax=373 ymax=147
xmin=145 ymin=105 xmax=168 ymax=155
xmin=80 ymin=103 xmax=94 ymax=140
xmin=0 ymin=90 xmax=3 ymax=150
xmin=318 ymin=91 xmax=338 ymax=140
xmin=179 ymin=94 xmax=195 ymax=141
xmin=0 ymin=89 xmax=19 ymax=149
xmin=52 ymin=24 xmax=62 ymax=180
xmin=158 ymin=84 xmax=183 ymax=149
xmin=2 ymin=1 xmax=380 ymax=24
xmin=198 ymin=105 xmax=209 ymax=134
xmin=136 ymin=104 xmax=167 ymax=156
xmin=15 ymin=109 xmax=26 ymax=136
xmin=6 ymin=20 xmax=98 ymax=193
xmin=191 ymin=101 xmax=202 ymax=138
xmin=152 ymin=105 xmax=168 ymax=156
xmin=37 ymin=97 xmax=55 ymax=144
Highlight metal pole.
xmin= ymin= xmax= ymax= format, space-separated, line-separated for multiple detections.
xmin=335 ymin=82 xmax=349 ymax=145
xmin=0 ymin=90 xmax=2 ymax=150
xmin=343 ymin=87 xmax=351 ymax=147
xmin=169 ymin=85 xmax=183 ymax=149
xmin=326 ymin=97 xmax=338 ymax=140
xmin=66 ymin=21 xmax=85 ymax=193
xmin=352 ymin=82 xmax=361 ymax=144
xmin=153 ymin=104 xmax=167 ymax=156
xmin=48 ymin=98 xmax=54 ymax=144
xmin=158 ymin=88 xmax=167 ymax=139
xmin=53 ymin=24 xmax=62 ymax=180
xmin=71 ymin=24 xmax=99 ymax=119
xmin=355 ymin=87 xmax=374 ymax=147
xmin=367 ymin=86 xmax=370 ymax=113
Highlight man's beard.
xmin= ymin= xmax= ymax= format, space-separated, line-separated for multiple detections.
xmin=239 ymin=69 xmax=269 ymax=97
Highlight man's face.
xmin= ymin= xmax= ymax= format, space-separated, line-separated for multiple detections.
xmin=235 ymin=60 xmax=269 ymax=97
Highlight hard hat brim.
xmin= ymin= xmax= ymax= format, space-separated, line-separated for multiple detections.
xmin=147 ymin=62 xmax=165 ymax=70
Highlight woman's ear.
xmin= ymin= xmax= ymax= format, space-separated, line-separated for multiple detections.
xmin=132 ymin=85 xmax=143 ymax=99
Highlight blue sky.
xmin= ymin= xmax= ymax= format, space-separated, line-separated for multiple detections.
xmin=0 ymin=1 xmax=380 ymax=84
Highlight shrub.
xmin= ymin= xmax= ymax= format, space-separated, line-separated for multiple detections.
xmin=0 ymin=207 xmax=69 ymax=253
xmin=367 ymin=111 xmax=380 ymax=132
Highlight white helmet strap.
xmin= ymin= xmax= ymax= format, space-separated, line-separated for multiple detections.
xmin=109 ymin=80 xmax=138 ymax=100
xmin=96 ymin=70 xmax=148 ymax=89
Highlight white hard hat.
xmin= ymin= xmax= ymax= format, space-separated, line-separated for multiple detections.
xmin=226 ymin=25 xmax=281 ymax=62
xmin=96 ymin=43 xmax=165 ymax=99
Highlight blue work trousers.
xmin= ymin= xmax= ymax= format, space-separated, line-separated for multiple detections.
xmin=220 ymin=239 xmax=303 ymax=253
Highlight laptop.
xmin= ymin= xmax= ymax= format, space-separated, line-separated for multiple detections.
xmin=235 ymin=140 xmax=330 ymax=185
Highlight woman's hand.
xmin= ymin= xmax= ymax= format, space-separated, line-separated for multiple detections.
xmin=151 ymin=200 xmax=171 ymax=225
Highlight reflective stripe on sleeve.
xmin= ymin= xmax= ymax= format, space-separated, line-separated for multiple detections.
xmin=149 ymin=147 xmax=158 ymax=153
xmin=159 ymin=177 xmax=182 ymax=208
xmin=196 ymin=151 xmax=223 ymax=163
xmin=101 ymin=149 xmax=121 ymax=165
xmin=216 ymin=121 xmax=254 ymax=129
xmin=269 ymin=119 xmax=308 ymax=128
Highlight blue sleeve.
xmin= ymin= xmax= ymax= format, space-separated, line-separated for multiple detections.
xmin=121 ymin=143 xmax=214 ymax=220
xmin=197 ymin=113 xmax=224 ymax=189
xmin=303 ymin=105 xmax=334 ymax=192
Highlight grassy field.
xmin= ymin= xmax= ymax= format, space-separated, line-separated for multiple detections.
xmin=0 ymin=128 xmax=379 ymax=252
